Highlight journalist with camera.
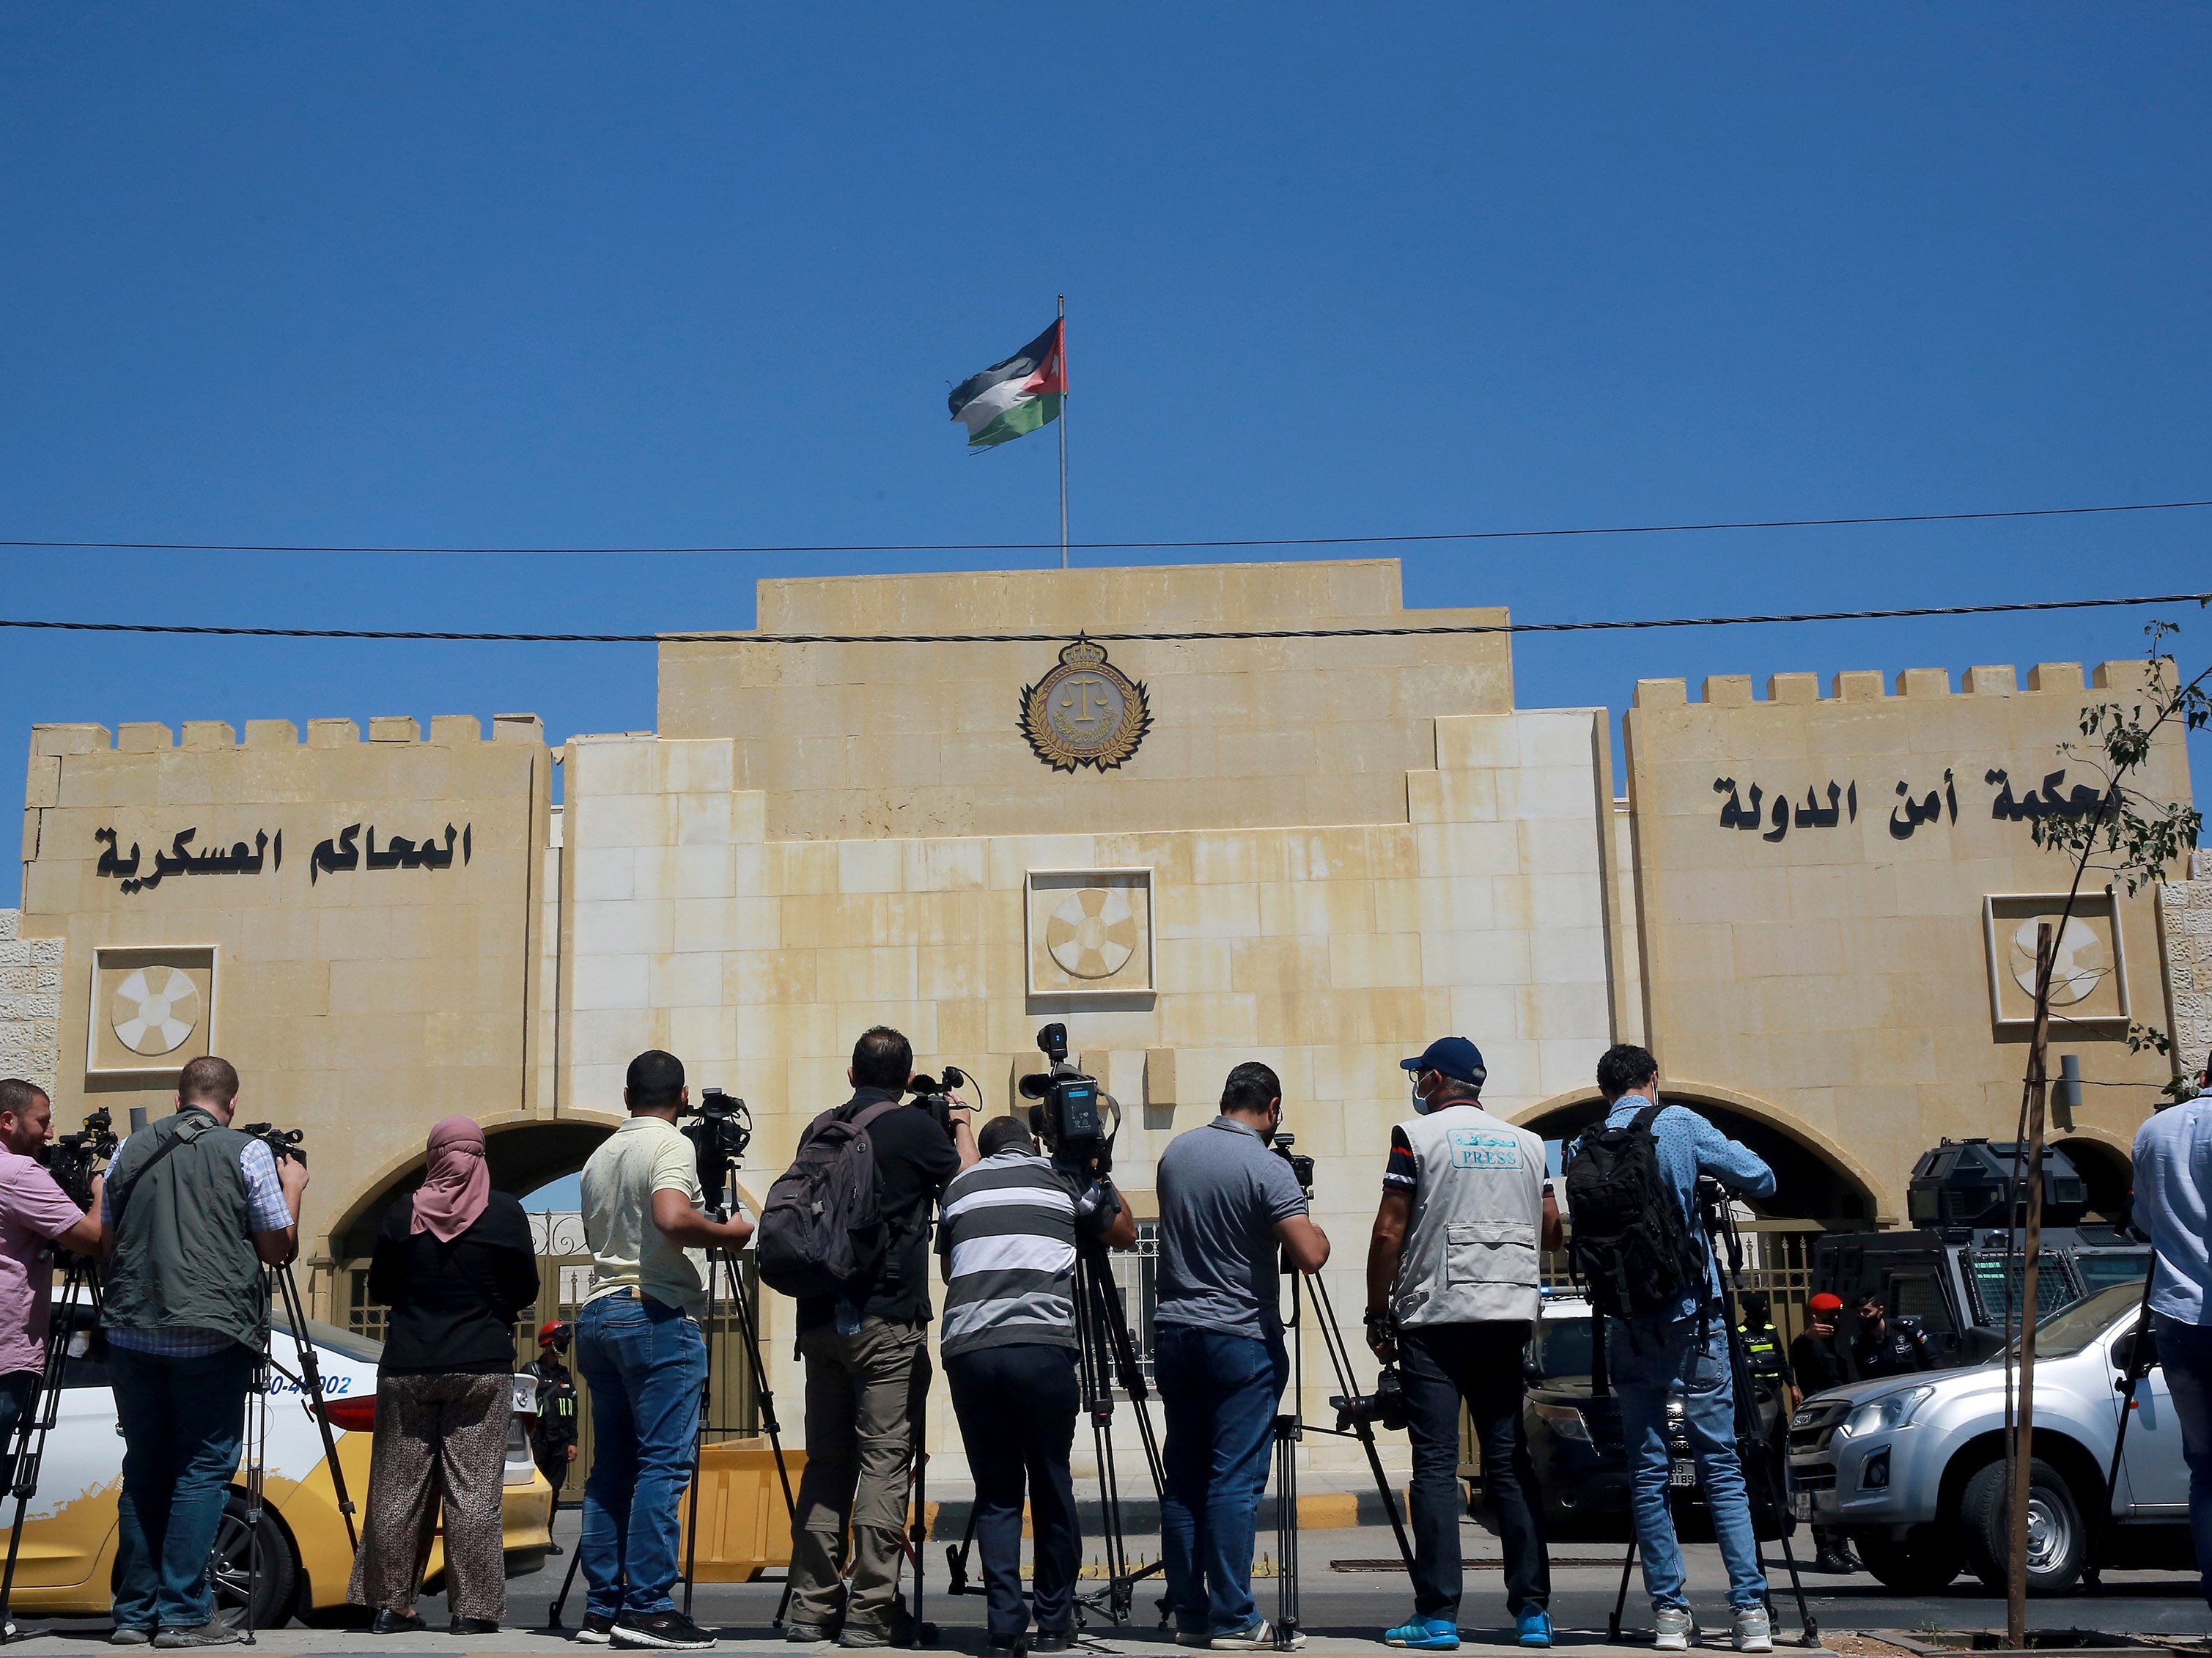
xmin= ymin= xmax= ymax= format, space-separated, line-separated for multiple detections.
xmin=97 ymin=1056 xmax=307 ymax=1649
xmin=937 ymin=1060 xmax=1135 ymax=1655
xmin=778 ymin=1026 xmax=978 ymax=1649
xmin=1363 ymin=1038 xmax=1557 ymax=1651
xmin=572 ymin=1050 xmax=756 ymax=1651
xmin=0 ymin=1081 xmax=106 ymax=1449
xmin=1153 ymin=1061 xmax=1328 ymax=1651
xmin=1563 ymin=1046 xmax=1774 ymax=1654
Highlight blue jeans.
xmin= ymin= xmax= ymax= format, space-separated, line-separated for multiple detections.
xmin=575 ymin=1294 xmax=707 ymax=1618
xmin=1157 ymin=1322 xmax=1289 ymax=1638
xmin=1608 ymin=1311 xmax=1767 ymax=1613
xmin=108 ymin=1342 xmax=254 ymax=1632
xmin=2151 ymin=1313 xmax=2212 ymax=1606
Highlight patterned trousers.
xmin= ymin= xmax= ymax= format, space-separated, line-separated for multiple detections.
xmin=347 ymin=1369 xmax=512 ymax=1619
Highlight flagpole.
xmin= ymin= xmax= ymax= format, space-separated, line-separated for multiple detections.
xmin=1057 ymin=293 xmax=1068 ymax=570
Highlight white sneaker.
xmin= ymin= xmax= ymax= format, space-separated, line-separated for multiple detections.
xmin=1654 ymin=1607 xmax=1697 ymax=1651
xmin=1730 ymin=1607 xmax=1772 ymax=1653
xmin=1212 ymin=1621 xmax=1303 ymax=1651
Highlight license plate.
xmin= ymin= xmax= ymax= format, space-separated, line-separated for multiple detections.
xmin=1669 ymin=1461 xmax=1697 ymax=1489
xmin=1791 ymin=1491 xmax=1812 ymax=1521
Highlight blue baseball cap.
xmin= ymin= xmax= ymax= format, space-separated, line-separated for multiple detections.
xmin=1401 ymin=1037 xmax=1487 ymax=1090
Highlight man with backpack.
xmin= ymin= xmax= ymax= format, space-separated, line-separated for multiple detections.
xmin=1563 ymin=1045 xmax=1776 ymax=1654
xmin=1364 ymin=1036 xmax=1559 ymax=1651
xmin=775 ymin=1027 xmax=978 ymax=1649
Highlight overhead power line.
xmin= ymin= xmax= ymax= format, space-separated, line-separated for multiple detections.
xmin=0 ymin=591 xmax=2203 ymax=646
xmin=3 ymin=495 xmax=2211 ymax=556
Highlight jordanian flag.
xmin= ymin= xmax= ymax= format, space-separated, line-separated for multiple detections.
xmin=948 ymin=318 xmax=1066 ymax=449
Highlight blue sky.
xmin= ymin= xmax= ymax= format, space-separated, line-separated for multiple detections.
xmin=4 ymin=2 xmax=2208 ymax=927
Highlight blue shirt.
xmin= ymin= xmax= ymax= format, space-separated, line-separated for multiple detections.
xmin=1592 ymin=1093 xmax=1776 ymax=1322
xmin=2133 ymin=1097 xmax=2212 ymax=1325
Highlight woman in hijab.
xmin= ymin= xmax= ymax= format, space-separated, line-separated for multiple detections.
xmin=349 ymin=1117 xmax=539 ymax=1635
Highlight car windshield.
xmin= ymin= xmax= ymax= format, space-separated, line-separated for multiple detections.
xmin=1530 ymin=1312 xmax=1595 ymax=1379
xmin=2005 ymin=1282 xmax=2141 ymax=1360
xmin=273 ymin=1312 xmax=386 ymax=1364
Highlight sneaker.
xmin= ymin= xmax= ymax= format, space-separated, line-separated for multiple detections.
xmin=575 ymin=1613 xmax=617 ymax=1645
xmin=1213 ymin=1622 xmax=1302 ymax=1651
xmin=1654 ymin=1607 xmax=1697 ymax=1653
xmin=1812 ymin=1547 xmax=1856 ymax=1575
xmin=835 ymin=1632 xmax=891 ymax=1651
xmin=1516 ymin=1610 xmax=1553 ymax=1649
xmin=613 ymin=1610 xmax=717 ymax=1650
xmin=1382 ymin=1618 xmax=1459 ymax=1651
xmin=152 ymin=1624 xmax=241 ymax=1651
xmin=109 ymin=1631 xmax=154 ymax=1647
xmin=1730 ymin=1607 xmax=1772 ymax=1654
xmin=786 ymin=1626 xmax=839 ymax=1645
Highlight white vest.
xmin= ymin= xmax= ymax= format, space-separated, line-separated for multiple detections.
xmin=1389 ymin=1102 xmax=1546 ymax=1327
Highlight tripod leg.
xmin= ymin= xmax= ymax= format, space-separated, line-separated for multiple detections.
xmin=545 ymin=1525 xmax=588 ymax=1630
xmin=275 ymin=1265 xmax=358 ymax=1552
xmin=0 ymin=1259 xmax=86 ymax=1641
xmin=1608 ymin=1538 xmax=1637 ymax=1642
xmin=721 ymin=1251 xmax=803 ymax=1629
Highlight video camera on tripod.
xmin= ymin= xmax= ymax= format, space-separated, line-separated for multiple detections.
xmin=1018 ymin=1023 xmax=1118 ymax=1171
xmin=38 ymin=1107 xmax=115 ymax=1217
xmin=240 ymin=1121 xmax=305 ymax=1165
xmin=679 ymin=1086 xmax=754 ymax=1209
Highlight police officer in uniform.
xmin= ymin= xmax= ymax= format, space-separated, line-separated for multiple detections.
xmin=523 ymin=1320 xmax=581 ymax=1528
xmin=1366 ymin=1037 xmax=1560 ymax=1651
xmin=1785 ymin=1294 xmax=1857 ymax=1574
xmin=1848 ymin=1293 xmax=1931 ymax=1381
xmin=1736 ymin=1293 xmax=1791 ymax=1440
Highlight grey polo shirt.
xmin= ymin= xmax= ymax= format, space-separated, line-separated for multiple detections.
xmin=1154 ymin=1116 xmax=1308 ymax=1341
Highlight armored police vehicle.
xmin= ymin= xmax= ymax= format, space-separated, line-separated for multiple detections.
xmin=1809 ymin=1139 xmax=2148 ymax=1369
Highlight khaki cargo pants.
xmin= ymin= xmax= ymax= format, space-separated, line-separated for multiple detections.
xmin=786 ymin=1316 xmax=930 ymax=1637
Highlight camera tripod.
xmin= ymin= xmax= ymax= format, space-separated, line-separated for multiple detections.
xmin=544 ymin=1223 xmax=796 ymax=1634
xmin=1269 ymin=1258 xmax=1417 ymax=1652
xmin=941 ymin=1231 xmax=1168 ymax=1634
xmin=0 ymin=1250 xmax=102 ymax=1643
xmin=1601 ymin=1184 xmax=1817 ymax=1648
xmin=237 ymin=1257 xmax=363 ymax=1647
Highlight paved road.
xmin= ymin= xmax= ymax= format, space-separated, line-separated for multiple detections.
xmin=492 ymin=1516 xmax=2212 ymax=1646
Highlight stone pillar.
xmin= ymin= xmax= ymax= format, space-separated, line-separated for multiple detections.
xmin=0 ymin=911 xmax=64 ymax=1094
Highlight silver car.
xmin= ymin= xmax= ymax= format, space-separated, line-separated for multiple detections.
xmin=1786 ymin=1282 xmax=2196 ymax=1595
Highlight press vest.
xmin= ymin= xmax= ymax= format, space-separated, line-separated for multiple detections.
xmin=101 ymin=1110 xmax=267 ymax=1352
xmin=1389 ymin=1102 xmax=1546 ymax=1327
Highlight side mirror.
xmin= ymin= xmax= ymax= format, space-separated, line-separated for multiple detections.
xmin=2114 ymin=1327 xmax=2160 ymax=1376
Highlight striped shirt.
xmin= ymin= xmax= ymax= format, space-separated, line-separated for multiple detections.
xmin=936 ymin=1152 xmax=1088 ymax=1358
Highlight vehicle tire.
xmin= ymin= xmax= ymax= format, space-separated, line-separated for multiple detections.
xmin=1959 ymin=1458 xmax=2087 ymax=1596
xmin=208 ymin=1491 xmax=299 ymax=1631
xmin=1856 ymin=1528 xmax=1964 ymax=1593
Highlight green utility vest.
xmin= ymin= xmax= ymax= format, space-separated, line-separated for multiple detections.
xmin=102 ymin=1109 xmax=268 ymax=1352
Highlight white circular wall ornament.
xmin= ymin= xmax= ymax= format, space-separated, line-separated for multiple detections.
xmin=2010 ymin=915 xmax=2109 ymax=1006
xmin=1047 ymin=888 xmax=1139 ymax=980
xmin=110 ymin=967 xmax=201 ymax=1057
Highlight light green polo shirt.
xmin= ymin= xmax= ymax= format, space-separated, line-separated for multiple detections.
xmin=580 ymin=1115 xmax=708 ymax=1318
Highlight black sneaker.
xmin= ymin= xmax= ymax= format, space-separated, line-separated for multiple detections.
xmin=575 ymin=1612 xmax=618 ymax=1645
xmin=612 ymin=1610 xmax=717 ymax=1650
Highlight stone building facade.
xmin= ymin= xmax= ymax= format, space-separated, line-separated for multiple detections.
xmin=11 ymin=558 xmax=2202 ymax=1458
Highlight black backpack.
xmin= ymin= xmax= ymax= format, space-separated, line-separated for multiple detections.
xmin=754 ymin=1097 xmax=903 ymax=1301
xmin=1563 ymin=1102 xmax=1709 ymax=1319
